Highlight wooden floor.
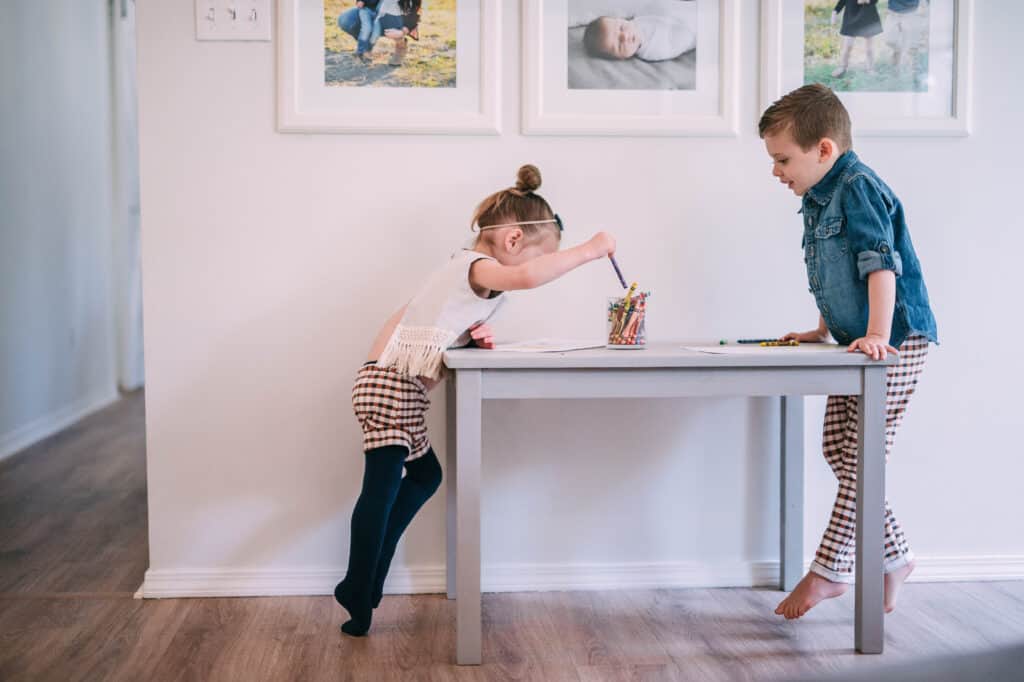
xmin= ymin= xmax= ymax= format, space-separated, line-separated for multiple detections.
xmin=2 ymin=392 xmax=1023 ymax=681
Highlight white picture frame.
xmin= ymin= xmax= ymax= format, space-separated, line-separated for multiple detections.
xmin=522 ymin=0 xmax=739 ymax=136
xmin=277 ymin=0 xmax=501 ymax=134
xmin=760 ymin=0 xmax=973 ymax=137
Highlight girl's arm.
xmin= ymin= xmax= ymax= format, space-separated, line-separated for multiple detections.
xmin=783 ymin=314 xmax=831 ymax=343
xmin=468 ymin=232 xmax=615 ymax=293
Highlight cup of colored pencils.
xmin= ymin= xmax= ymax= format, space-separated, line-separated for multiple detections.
xmin=607 ymin=289 xmax=649 ymax=349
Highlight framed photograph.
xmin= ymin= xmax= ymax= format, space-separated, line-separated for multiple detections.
xmin=761 ymin=0 xmax=973 ymax=136
xmin=522 ymin=0 xmax=739 ymax=136
xmin=277 ymin=0 xmax=501 ymax=134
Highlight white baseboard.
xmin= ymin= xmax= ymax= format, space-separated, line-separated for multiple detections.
xmin=0 ymin=388 xmax=119 ymax=462
xmin=909 ymin=555 xmax=1024 ymax=582
xmin=140 ymin=555 xmax=1024 ymax=599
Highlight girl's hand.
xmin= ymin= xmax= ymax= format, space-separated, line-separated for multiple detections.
xmin=782 ymin=329 xmax=830 ymax=343
xmin=586 ymin=231 xmax=616 ymax=260
xmin=831 ymin=11 xmax=839 ymax=25
xmin=469 ymin=323 xmax=496 ymax=349
xmin=847 ymin=334 xmax=898 ymax=361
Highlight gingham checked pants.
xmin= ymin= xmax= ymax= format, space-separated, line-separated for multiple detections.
xmin=809 ymin=334 xmax=929 ymax=583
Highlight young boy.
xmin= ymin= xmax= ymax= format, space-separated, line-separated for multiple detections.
xmin=759 ymin=84 xmax=938 ymax=620
xmin=582 ymin=12 xmax=696 ymax=62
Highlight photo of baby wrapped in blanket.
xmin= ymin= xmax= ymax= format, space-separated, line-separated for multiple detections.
xmin=568 ymin=0 xmax=697 ymax=90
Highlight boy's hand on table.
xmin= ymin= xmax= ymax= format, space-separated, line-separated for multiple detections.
xmin=847 ymin=334 xmax=898 ymax=361
xmin=469 ymin=323 xmax=496 ymax=349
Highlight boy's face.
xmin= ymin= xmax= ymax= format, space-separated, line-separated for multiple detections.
xmin=596 ymin=17 xmax=641 ymax=59
xmin=764 ymin=128 xmax=837 ymax=197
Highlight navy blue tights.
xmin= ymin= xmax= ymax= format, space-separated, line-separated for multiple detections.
xmin=334 ymin=445 xmax=442 ymax=636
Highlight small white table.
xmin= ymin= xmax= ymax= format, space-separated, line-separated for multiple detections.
xmin=442 ymin=342 xmax=894 ymax=665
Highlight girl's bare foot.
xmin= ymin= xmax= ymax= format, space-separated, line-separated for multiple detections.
xmin=884 ymin=559 xmax=915 ymax=613
xmin=831 ymin=65 xmax=847 ymax=78
xmin=774 ymin=571 xmax=848 ymax=620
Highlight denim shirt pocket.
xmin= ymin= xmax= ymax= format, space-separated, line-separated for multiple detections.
xmin=813 ymin=217 xmax=849 ymax=263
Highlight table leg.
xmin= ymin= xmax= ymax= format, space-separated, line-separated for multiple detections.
xmin=855 ymin=365 xmax=887 ymax=654
xmin=780 ymin=395 xmax=804 ymax=592
xmin=454 ymin=369 xmax=482 ymax=665
xmin=446 ymin=374 xmax=457 ymax=600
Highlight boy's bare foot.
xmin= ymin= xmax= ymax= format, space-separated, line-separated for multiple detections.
xmin=831 ymin=65 xmax=847 ymax=78
xmin=774 ymin=571 xmax=848 ymax=620
xmin=884 ymin=559 xmax=915 ymax=613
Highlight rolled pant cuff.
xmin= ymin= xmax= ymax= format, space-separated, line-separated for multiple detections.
xmin=809 ymin=550 xmax=916 ymax=584
xmin=884 ymin=550 xmax=915 ymax=573
xmin=809 ymin=560 xmax=856 ymax=584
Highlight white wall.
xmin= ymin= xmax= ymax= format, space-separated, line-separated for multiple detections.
xmin=0 ymin=1 xmax=119 ymax=461
xmin=137 ymin=1 xmax=1024 ymax=596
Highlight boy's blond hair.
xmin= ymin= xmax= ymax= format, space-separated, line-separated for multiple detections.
xmin=758 ymin=84 xmax=852 ymax=153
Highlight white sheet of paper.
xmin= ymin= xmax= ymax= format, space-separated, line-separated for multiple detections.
xmin=492 ymin=339 xmax=605 ymax=353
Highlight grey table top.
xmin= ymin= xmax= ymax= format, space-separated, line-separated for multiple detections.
xmin=444 ymin=341 xmax=898 ymax=370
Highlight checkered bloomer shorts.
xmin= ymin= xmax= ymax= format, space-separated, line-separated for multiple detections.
xmin=810 ymin=334 xmax=929 ymax=583
xmin=351 ymin=363 xmax=431 ymax=461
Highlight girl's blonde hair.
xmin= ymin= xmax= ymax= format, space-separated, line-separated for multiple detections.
xmin=472 ymin=165 xmax=561 ymax=245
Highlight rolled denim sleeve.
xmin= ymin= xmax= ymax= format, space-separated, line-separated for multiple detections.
xmin=843 ymin=174 xmax=903 ymax=280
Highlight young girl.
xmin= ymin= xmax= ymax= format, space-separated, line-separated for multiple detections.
xmin=334 ymin=165 xmax=616 ymax=636
xmin=831 ymin=0 xmax=883 ymax=78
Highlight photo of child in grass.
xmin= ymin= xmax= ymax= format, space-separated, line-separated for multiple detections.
xmin=804 ymin=0 xmax=930 ymax=92
xmin=324 ymin=0 xmax=456 ymax=88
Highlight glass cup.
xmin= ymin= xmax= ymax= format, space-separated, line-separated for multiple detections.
xmin=606 ymin=292 xmax=648 ymax=349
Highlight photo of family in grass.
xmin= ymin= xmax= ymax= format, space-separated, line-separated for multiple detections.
xmin=567 ymin=0 xmax=698 ymax=90
xmin=804 ymin=0 xmax=931 ymax=92
xmin=323 ymin=0 xmax=456 ymax=88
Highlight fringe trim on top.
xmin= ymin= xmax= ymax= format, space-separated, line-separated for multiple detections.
xmin=376 ymin=324 xmax=458 ymax=380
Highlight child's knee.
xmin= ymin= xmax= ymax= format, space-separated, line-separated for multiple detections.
xmin=409 ymin=450 xmax=443 ymax=493
xmin=338 ymin=10 xmax=357 ymax=34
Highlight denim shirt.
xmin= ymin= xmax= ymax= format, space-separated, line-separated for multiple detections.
xmin=800 ymin=151 xmax=938 ymax=347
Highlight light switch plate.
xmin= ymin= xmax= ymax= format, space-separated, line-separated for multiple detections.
xmin=195 ymin=0 xmax=272 ymax=41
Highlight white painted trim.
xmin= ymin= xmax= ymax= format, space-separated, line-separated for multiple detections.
xmin=0 ymin=388 xmax=119 ymax=462
xmin=140 ymin=555 xmax=1024 ymax=598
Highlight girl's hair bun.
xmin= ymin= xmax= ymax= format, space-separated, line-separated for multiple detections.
xmin=515 ymin=164 xmax=542 ymax=193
